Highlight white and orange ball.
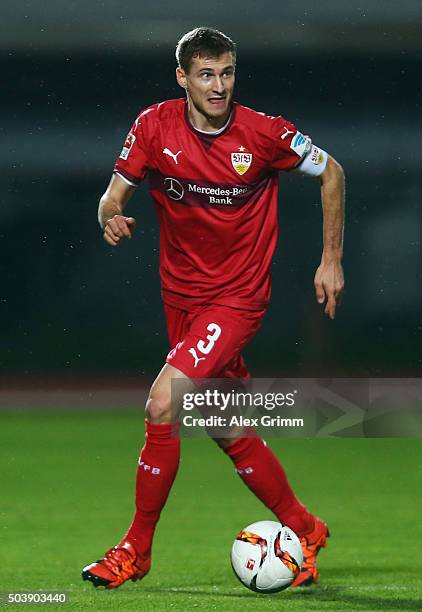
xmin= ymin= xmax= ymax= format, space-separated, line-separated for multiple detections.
xmin=231 ymin=520 xmax=303 ymax=593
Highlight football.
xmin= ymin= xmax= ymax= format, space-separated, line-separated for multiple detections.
xmin=230 ymin=520 xmax=303 ymax=593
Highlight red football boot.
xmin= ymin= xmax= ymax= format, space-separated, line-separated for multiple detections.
xmin=291 ymin=517 xmax=329 ymax=587
xmin=82 ymin=540 xmax=150 ymax=589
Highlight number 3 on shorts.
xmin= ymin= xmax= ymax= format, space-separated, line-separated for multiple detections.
xmin=197 ymin=323 xmax=222 ymax=355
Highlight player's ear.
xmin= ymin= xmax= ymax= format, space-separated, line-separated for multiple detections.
xmin=176 ymin=67 xmax=187 ymax=89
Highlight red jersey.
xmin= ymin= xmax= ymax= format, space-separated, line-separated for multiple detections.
xmin=114 ymin=99 xmax=311 ymax=311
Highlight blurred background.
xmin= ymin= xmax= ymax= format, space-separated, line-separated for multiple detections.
xmin=1 ymin=0 xmax=421 ymax=388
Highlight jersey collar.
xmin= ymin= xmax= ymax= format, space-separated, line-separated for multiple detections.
xmin=184 ymin=101 xmax=236 ymax=139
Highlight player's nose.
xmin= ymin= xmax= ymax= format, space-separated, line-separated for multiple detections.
xmin=212 ymin=76 xmax=225 ymax=94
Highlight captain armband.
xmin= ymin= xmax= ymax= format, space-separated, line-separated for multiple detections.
xmin=295 ymin=145 xmax=328 ymax=177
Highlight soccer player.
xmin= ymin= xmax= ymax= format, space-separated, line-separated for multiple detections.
xmin=82 ymin=27 xmax=344 ymax=589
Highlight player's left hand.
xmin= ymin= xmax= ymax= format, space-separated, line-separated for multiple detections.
xmin=314 ymin=258 xmax=344 ymax=319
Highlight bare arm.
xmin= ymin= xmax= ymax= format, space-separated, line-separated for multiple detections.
xmin=314 ymin=155 xmax=345 ymax=319
xmin=99 ymin=173 xmax=137 ymax=246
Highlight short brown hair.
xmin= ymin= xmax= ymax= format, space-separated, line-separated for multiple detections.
xmin=176 ymin=27 xmax=236 ymax=73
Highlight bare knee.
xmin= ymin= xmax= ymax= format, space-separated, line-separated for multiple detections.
xmin=146 ymin=392 xmax=172 ymax=424
xmin=145 ymin=363 xmax=193 ymax=424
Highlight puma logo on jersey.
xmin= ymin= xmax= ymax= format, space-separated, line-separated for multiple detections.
xmin=188 ymin=347 xmax=206 ymax=368
xmin=280 ymin=127 xmax=295 ymax=140
xmin=163 ymin=148 xmax=182 ymax=164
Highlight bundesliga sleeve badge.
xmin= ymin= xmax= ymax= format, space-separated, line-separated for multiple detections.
xmin=289 ymin=132 xmax=312 ymax=158
xmin=231 ymin=151 xmax=253 ymax=176
xmin=120 ymin=131 xmax=136 ymax=160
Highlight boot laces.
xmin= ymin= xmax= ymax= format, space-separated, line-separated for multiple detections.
xmin=102 ymin=546 xmax=136 ymax=578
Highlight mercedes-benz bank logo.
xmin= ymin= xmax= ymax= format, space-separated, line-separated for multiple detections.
xmin=164 ymin=177 xmax=184 ymax=201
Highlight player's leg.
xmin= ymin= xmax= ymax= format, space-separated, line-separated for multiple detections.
xmin=82 ymin=303 xmax=195 ymax=589
xmin=200 ymin=314 xmax=329 ymax=586
xmin=82 ymin=362 xmax=192 ymax=589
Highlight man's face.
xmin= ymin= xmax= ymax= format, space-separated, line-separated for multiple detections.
xmin=176 ymin=52 xmax=235 ymax=121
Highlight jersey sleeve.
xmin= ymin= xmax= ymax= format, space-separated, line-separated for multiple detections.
xmin=113 ymin=113 xmax=150 ymax=186
xmin=269 ymin=116 xmax=312 ymax=172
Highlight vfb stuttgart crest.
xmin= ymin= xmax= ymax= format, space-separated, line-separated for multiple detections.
xmin=231 ymin=151 xmax=252 ymax=176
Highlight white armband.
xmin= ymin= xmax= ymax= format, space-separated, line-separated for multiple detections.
xmin=295 ymin=145 xmax=328 ymax=177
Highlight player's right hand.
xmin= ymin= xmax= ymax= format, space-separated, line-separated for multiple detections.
xmin=103 ymin=215 xmax=137 ymax=246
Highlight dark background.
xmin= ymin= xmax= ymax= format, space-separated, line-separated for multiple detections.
xmin=1 ymin=1 xmax=421 ymax=381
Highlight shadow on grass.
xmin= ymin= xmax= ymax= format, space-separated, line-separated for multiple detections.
xmin=125 ymin=584 xmax=422 ymax=610
xmin=295 ymin=587 xmax=421 ymax=611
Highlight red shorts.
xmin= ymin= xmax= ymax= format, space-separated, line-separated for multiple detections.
xmin=164 ymin=303 xmax=266 ymax=380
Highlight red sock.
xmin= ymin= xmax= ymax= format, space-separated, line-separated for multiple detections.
xmin=125 ymin=421 xmax=180 ymax=558
xmin=223 ymin=434 xmax=314 ymax=537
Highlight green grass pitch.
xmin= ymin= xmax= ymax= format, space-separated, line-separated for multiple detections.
xmin=1 ymin=410 xmax=422 ymax=611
